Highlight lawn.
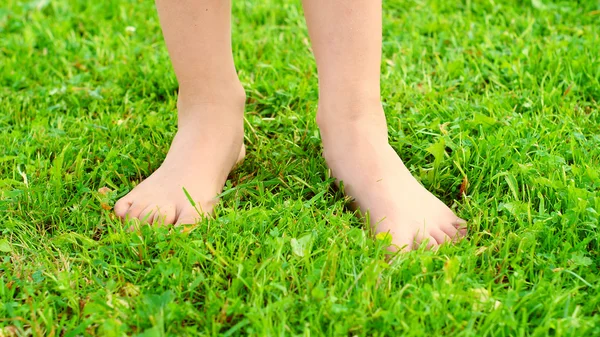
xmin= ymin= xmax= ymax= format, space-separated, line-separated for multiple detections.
xmin=1 ymin=0 xmax=599 ymax=335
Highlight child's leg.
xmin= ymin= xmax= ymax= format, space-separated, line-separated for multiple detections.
xmin=302 ymin=0 xmax=466 ymax=250
xmin=114 ymin=0 xmax=245 ymax=225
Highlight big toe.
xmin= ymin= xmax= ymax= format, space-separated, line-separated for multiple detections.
xmin=114 ymin=197 xmax=133 ymax=219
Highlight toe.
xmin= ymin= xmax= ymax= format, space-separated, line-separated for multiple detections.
xmin=114 ymin=197 xmax=132 ymax=219
xmin=174 ymin=209 xmax=202 ymax=227
xmin=430 ymin=228 xmax=453 ymax=245
xmin=419 ymin=235 xmax=439 ymax=250
xmin=136 ymin=205 xmax=178 ymax=225
xmin=453 ymin=218 xmax=468 ymax=237
xmin=390 ymin=233 xmax=414 ymax=252
xmin=159 ymin=205 xmax=178 ymax=225
xmin=439 ymin=223 xmax=462 ymax=242
xmin=138 ymin=205 xmax=159 ymax=224
xmin=124 ymin=202 xmax=147 ymax=221
xmin=413 ymin=231 xmax=438 ymax=250
xmin=146 ymin=204 xmax=178 ymax=225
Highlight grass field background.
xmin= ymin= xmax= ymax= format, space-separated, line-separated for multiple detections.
xmin=1 ymin=0 xmax=599 ymax=335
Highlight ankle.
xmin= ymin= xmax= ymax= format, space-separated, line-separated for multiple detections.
xmin=316 ymin=84 xmax=380 ymax=116
xmin=315 ymin=88 xmax=382 ymax=125
xmin=175 ymin=81 xmax=246 ymax=135
xmin=177 ymin=79 xmax=246 ymax=109
xmin=316 ymin=97 xmax=388 ymax=145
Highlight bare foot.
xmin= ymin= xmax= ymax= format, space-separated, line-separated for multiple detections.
xmin=114 ymin=97 xmax=245 ymax=226
xmin=318 ymin=105 xmax=466 ymax=251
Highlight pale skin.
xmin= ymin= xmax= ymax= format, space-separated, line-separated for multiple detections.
xmin=114 ymin=0 xmax=467 ymax=251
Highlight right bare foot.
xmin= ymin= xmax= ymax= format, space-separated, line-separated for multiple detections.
xmin=114 ymin=93 xmax=245 ymax=226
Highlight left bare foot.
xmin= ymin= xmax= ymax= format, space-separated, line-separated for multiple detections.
xmin=318 ymin=103 xmax=466 ymax=251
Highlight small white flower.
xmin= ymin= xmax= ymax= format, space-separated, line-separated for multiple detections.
xmin=125 ymin=26 xmax=136 ymax=34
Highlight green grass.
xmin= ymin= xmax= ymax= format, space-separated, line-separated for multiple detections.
xmin=1 ymin=0 xmax=599 ymax=335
